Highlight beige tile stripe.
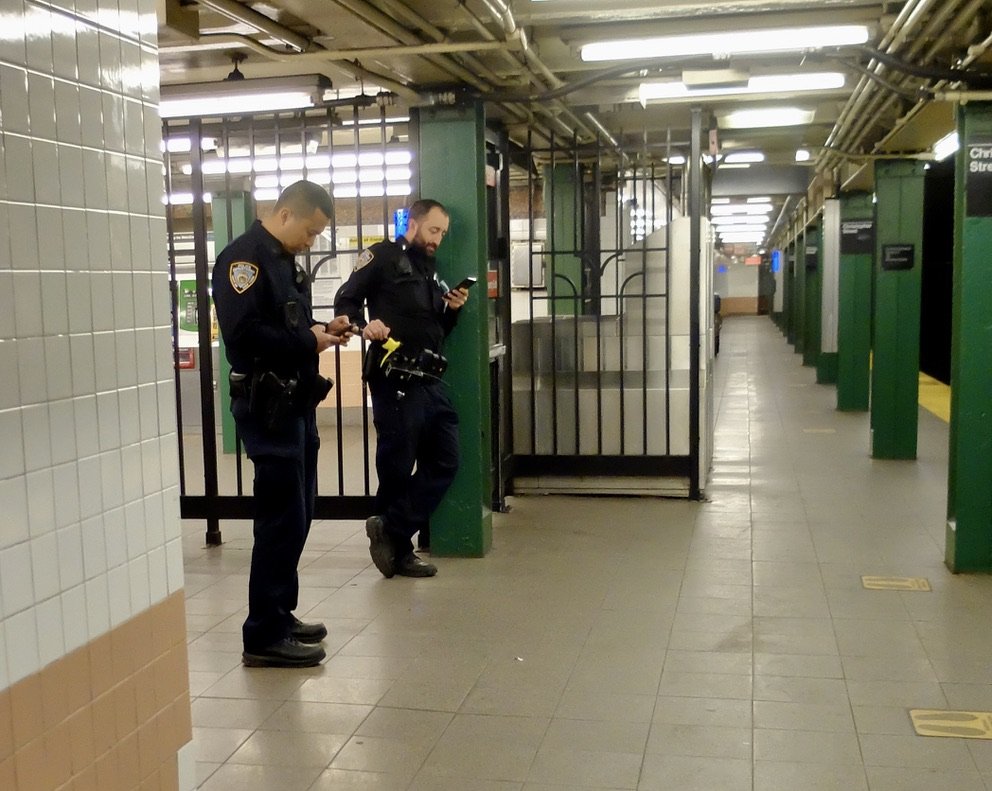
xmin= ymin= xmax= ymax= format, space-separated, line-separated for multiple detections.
xmin=0 ymin=591 xmax=192 ymax=791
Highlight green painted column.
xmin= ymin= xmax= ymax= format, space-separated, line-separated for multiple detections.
xmin=416 ymin=102 xmax=493 ymax=557
xmin=211 ymin=192 xmax=255 ymax=453
xmin=871 ymin=160 xmax=925 ymax=459
xmin=785 ymin=242 xmax=797 ymax=345
xmin=803 ymin=221 xmax=822 ymax=368
xmin=794 ymin=228 xmax=809 ymax=356
xmin=836 ymin=192 xmax=874 ymax=410
xmin=945 ymin=102 xmax=992 ymax=572
xmin=543 ymin=164 xmax=582 ymax=316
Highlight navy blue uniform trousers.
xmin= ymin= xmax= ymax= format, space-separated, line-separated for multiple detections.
xmin=371 ymin=380 xmax=459 ymax=555
xmin=233 ymin=396 xmax=318 ymax=651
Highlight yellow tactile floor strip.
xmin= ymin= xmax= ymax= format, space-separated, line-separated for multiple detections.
xmin=918 ymin=372 xmax=950 ymax=423
xmin=910 ymin=709 xmax=992 ymax=739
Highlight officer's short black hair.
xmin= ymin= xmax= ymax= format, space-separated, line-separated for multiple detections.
xmin=408 ymin=199 xmax=448 ymax=222
xmin=275 ymin=180 xmax=334 ymax=219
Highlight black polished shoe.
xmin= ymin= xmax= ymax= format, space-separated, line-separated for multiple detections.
xmin=242 ymin=637 xmax=326 ymax=668
xmin=365 ymin=515 xmax=395 ymax=578
xmin=290 ymin=616 xmax=327 ymax=644
xmin=395 ymin=552 xmax=437 ymax=578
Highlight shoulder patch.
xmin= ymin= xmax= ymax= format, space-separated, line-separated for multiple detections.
xmin=356 ymin=248 xmax=374 ymax=271
xmin=229 ymin=261 xmax=259 ymax=294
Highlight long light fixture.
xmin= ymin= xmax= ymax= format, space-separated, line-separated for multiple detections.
xmin=712 ymin=215 xmax=768 ymax=226
xmin=933 ymin=131 xmax=959 ymax=161
xmin=639 ymin=72 xmax=845 ymax=106
xmin=582 ymin=24 xmax=870 ymax=62
xmin=723 ymin=151 xmax=765 ymax=164
xmin=711 ymin=203 xmax=773 ymax=216
xmin=720 ymin=107 xmax=815 ymax=129
xmin=159 ymin=75 xmax=330 ymax=119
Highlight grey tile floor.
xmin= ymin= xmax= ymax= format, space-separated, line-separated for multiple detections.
xmin=183 ymin=316 xmax=992 ymax=790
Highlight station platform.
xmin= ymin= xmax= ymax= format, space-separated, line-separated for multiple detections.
xmin=183 ymin=315 xmax=992 ymax=791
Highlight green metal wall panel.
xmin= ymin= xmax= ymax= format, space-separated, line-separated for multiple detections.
xmin=785 ymin=243 xmax=797 ymax=345
xmin=416 ymin=103 xmax=493 ymax=557
xmin=211 ymin=192 xmax=255 ymax=454
xmin=836 ymin=192 xmax=874 ymax=411
xmin=945 ymin=102 xmax=992 ymax=572
xmin=871 ymin=160 xmax=925 ymax=459
xmin=803 ymin=222 xmax=822 ymax=368
xmin=816 ymin=353 xmax=838 ymax=384
xmin=794 ymin=231 xmax=807 ymax=355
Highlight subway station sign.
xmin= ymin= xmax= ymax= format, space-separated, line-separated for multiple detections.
xmin=967 ymin=137 xmax=992 ymax=217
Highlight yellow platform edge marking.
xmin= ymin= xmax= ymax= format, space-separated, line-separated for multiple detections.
xmin=861 ymin=575 xmax=931 ymax=591
xmin=910 ymin=709 xmax=992 ymax=739
xmin=918 ymin=372 xmax=951 ymax=424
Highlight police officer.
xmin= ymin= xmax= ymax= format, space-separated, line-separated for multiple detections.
xmin=212 ymin=180 xmax=355 ymax=668
xmin=334 ymin=199 xmax=469 ymax=578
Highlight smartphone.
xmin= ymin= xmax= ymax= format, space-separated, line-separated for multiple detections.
xmin=452 ymin=276 xmax=478 ymax=291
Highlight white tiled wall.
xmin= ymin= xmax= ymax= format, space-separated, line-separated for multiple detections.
xmin=0 ymin=0 xmax=183 ymax=691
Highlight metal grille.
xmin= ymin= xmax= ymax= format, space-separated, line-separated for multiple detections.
xmin=510 ymin=130 xmax=701 ymax=494
xmin=163 ymin=103 xmax=412 ymax=541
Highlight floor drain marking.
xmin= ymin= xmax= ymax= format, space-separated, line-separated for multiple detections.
xmin=861 ymin=576 xmax=931 ymax=591
xmin=910 ymin=709 xmax=992 ymax=739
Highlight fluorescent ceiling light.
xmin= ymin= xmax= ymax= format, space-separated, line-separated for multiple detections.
xmin=795 ymin=148 xmax=812 ymax=162
xmin=718 ymin=224 xmax=769 ymax=234
xmin=639 ymin=72 xmax=845 ymax=105
xmin=723 ymin=152 xmax=765 ymax=164
xmin=933 ymin=131 xmax=959 ymax=161
xmin=159 ymin=75 xmax=330 ymax=119
xmin=583 ymin=25 xmax=870 ymax=62
xmin=719 ymin=163 xmax=751 ymax=170
xmin=711 ymin=198 xmax=731 ymax=205
xmin=721 ymin=107 xmax=815 ymax=129
xmin=712 ymin=215 xmax=768 ymax=226
xmin=746 ymin=196 xmax=771 ymax=203
xmin=711 ymin=203 xmax=773 ymax=216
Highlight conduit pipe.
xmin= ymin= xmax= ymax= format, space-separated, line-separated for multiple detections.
xmin=195 ymin=0 xmax=312 ymax=52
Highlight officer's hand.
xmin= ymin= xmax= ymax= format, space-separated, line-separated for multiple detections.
xmin=443 ymin=287 xmax=469 ymax=311
xmin=310 ymin=324 xmax=337 ymax=353
xmin=363 ymin=319 xmax=391 ymax=341
xmin=325 ymin=315 xmax=357 ymax=346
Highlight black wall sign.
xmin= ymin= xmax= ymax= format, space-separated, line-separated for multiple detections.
xmin=966 ymin=137 xmax=992 ymax=217
xmin=882 ymin=243 xmax=914 ymax=271
xmin=805 ymin=245 xmax=819 ymax=270
xmin=841 ymin=220 xmax=874 ymax=254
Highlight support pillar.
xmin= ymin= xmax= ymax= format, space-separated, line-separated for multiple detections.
xmin=785 ymin=242 xmax=797 ymax=345
xmin=870 ymin=160 xmax=925 ymax=459
xmin=803 ymin=220 xmax=822 ymax=368
xmin=794 ymin=230 xmax=807 ymax=355
xmin=836 ymin=192 xmax=874 ymax=411
xmin=945 ymin=101 xmax=992 ymax=572
xmin=817 ymin=200 xmax=840 ymax=383
xmin=211 ymin=192 xmax=255 ymax=454
xmin=415 ymin=102 xmax=493 ymax=557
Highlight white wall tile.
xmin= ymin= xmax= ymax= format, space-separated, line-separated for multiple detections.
xmin=32 ymin=139 xmax=62 ymax=205
xmin=96 ymin=390 xmax=121 ymax=450
xmin=0 ymin=66 xmax=30 ymax=136
xmin=73 ymin=395 xmax=99 ymax=458
xmin=0 ymin=475 xmax=29 ymax=548
xmin=0 ymin=340 xmax=21 ymax=410
xmin=76 ymin=454 xmax=103 ymax=519
xmin=135 ymin=325 xmax=156 ymax=385
xmin=9 ymin=204 xmax=40 ymax=270
xmin=76 ymin=22 xmax=101 ymax=88
xmin=27 ymin=72 xmax=57 ymax=140
xmin=147 ymin=545 xmax=167 ymax=605
xmin=56 ymin=525 xmax=84 ymax=590
xmin=121 ymin=445 xmax=143 ymax=506
xmin=12 ymin=271 xmax=43 ymax=337
xmin=17 ymin=336 xmax=47 ymax=405
xmin=160 ymin=440 xmax=180 ymax=491
xmin=143 ymin=490 xmax=165 ymax=550
xmin=56 ymin=144 xmax=86 ymax=207
xmin=129 ymin=216 xmax=151 ymax=274
xmin=35 ymin=596 xmax=65 ymax=666
xmin=84 ymin=574 xmax=109 ymax=636
xmin=103 ymin=507 xmax=127 ymax=569
xmin=30 ymin=532 xmax=60 ymax=601
xmin=3 ymin=135 xmax=34 ymax=203
xmin=48 ymin=399 xmax=79 ymax=467
xmin=98 ymin=32 xmax=122 ymax=95
xmin=80 ymin=515 xmax=106 ymax=580
xmin=119 ymin=386 xmax=140 ymax=447
xmin=140 ymin=439 xmax=161 ymax=494
xmin=0 ymin=542 xmax=34 ymax=616
xmin=115 ymin=330 xmax=138 ymax=389
xmin=105 ymin=153 xmax=128 ymax=212
xmin=128 ymin=555 xmax=149 ymax=613
xmin=67 ymin=274 xmax=95 ymax=334
xmin=52 ymin=463 xmax=81 ymax=531
xmin=4 ymin=608 xmax=40 ymax=684
xmin=92 ymin=331 xmax=117 ymax=392
xmin=0 ymin=409 xmax=25 ymax=480
xmin=61 ymin=584 xmax=88 ymax=652
xmin=41 ymin=271 xmax=70 ymax=336
xmin=21 ymin=404 xmax=52 ymax=472
xmin=90 ymin=271 xmax=115 ymax=332
xmin=37 ymin=206 xmax=65 ymax=270
xmin=107 ymin=563 xmax=131 ymax=626
xmin=82 ymin=147 xmax=109 ymax=208
xmin=165 ymin=537 xmax=184 ymax=593
xmin=0 ymin=620 xmax=8 ymax=690
xmin=138 ymin=381 xmax=158 ymax=438
xmin=54 ymin=82 xmax=82 ymax=144
xmin=23 ymin=5 xmax=54 ymax=72
xmin=108 ymin=214 xmax=131 ymax=272
xmin=157 ymin=380 xmax=176 ymax=434
xmin=25 ymin=468 xmax=55 ymax=538
xmin=0 ymin=0 xmax=26 ymax=65
xmin=51 ymin=16 xmax=79 ymax=82
xmin=99 ymin=450 xmax=124 ymax=510
xmin=44 ymin=335 xmax=72 ymax=401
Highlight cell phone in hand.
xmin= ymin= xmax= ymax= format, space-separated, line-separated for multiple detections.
xmin=451 ymin=276 xmax=477 ymax=291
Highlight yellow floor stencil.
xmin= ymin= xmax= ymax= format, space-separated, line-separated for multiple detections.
xmin=861 ymin=576 xmax=931 ymax=591
xmin=910 ymin=709 xmax=992 ymax=739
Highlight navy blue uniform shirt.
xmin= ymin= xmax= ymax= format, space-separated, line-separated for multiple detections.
xmin=212 ymin=220 xmax=319 ymax=389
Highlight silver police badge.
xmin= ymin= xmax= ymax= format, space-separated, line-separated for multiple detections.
xmin=356 ymin=248 xmax=374 ymax=270
xmin=229 ymin=261 xmax=259 ymax=294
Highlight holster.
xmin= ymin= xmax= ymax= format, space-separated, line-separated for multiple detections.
xmin=248 ymin=369 xmax=298 ymax=431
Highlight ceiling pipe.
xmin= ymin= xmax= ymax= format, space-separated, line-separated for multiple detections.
xmin=195 ymin=0 xmax=312 ymax=52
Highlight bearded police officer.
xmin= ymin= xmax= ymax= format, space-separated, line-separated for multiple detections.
xmin=334 ymin=199 xmax=470 ymax=578
xmin=212 ymin=180 xmax=355 ymax=668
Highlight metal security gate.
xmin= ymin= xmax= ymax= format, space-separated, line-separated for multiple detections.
xmin=163 ymin=101 xmax=412 ymax=542
xmin=509 ymin=125 xmax=707 ymax=497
